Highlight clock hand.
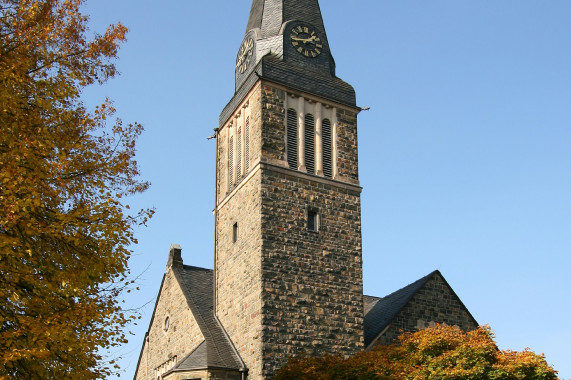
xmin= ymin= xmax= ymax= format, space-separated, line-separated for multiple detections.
xmin=291 ymin=36 xmax=311 ymax=44
xmin=291 ymin=35 xmax=319 ymax=44
xmin=236 ymin=53 xmax=245 ymax=68
xmin=236 ymin=48 xmax=252 ymax=68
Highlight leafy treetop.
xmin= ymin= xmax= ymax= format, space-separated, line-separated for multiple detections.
xmin=275 ymin=324 xmax=560 ymax=380
xmin=0 ymin=0 xmax=152 ymax=378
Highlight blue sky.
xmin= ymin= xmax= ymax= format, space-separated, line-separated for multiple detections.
xmin=82 ymin=1 xmax=571 ymax=378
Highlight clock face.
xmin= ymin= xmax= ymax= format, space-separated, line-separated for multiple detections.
xmin=290 ymin=24 xmax=323 ymax=58
xmin=236 ymin=38 xmax=254 ymax=74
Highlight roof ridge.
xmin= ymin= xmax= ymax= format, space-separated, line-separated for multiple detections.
xmin=379 ymin=270 xmax=438 ymax=301
xmin=363 ymin=270 xmax=440 ymax=347
xmin=181 ymin=264 xmax=212 ymax=272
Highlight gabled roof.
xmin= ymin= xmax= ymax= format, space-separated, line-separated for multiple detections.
xmin=364 ymin=271 xmax=436 ymax=346
xmin=169 ymin=265 xmax=245 ymax=372
xmin=133 ymin=262 xmax=245 ymax=380
xmin=364 ymin=270 xmax=479 ymax=348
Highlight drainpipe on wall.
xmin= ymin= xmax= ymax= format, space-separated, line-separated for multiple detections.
xmin=212 ymin=127 xmax=220 ymax=315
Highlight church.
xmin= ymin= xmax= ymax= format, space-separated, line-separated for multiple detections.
xmin=134 ymin=1 xmax=478 ymax=379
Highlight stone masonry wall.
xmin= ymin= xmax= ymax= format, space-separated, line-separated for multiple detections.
xmin=336 ymin=108 xmax=359 ymax=182
xmin=135 ymin=268 xmax=204 ymax=380
xmin=373 ymin=273 xmax=478 ymax=346
xmin=259 ymin=169 xmax=364 ymax=378
xmin=215 ymin=166 xmax=264 ymax=379
xmin=216 ymin=82 xmax=363 ymax=379
xmin=216 ymin=82 xmax=267 ymax=379
xmin=257 ymin=84 xmax=364 ymax=378
xmin=260 ymin=84 xmax=286 ymax=163
xmin=217 ymin=84 xmax=263 ymax=200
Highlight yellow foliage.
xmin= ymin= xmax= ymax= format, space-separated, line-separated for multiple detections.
xmin=275 ymin=325 xmax=560 ymax=380
xmin=0 ymin=0 xmax=151 ymax=378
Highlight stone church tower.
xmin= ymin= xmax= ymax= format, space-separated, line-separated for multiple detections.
xmin=214 ymin=0 xmax=363 ymax=378
xmin=133 ymin=1 xmax=478 ymax=380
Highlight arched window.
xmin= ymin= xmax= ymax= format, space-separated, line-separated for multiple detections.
xmin=304 ymin=114 xmax=315 ymax=174
xmin=237 ymin=127 xmax=242 ymax=180
xmin=245 ymin=116 xmax=250 ymax=173
xmin=322 ymin=118 xmax=332 ymax=178
xmin=229 ymin=135 xmax=234 ymax=187
xmin=287 ymin=108 xmax=298 ymax=169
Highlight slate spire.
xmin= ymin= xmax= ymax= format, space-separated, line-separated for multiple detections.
xmin=245 ymin=0 xmax=328 ymax=41
xmin=241 ymin=0 xmax=332 ymax=66
xmin=223 ymin=0 xmax=356 ymax=125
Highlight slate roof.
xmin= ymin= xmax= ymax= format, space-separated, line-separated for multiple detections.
xmin=363 ymin=271 xmax=438 ymax=347
xmin=363 ymin=270 xmax=479 ymax=348
xmin=168 ymin=265 xmax=245 ymax=373
xmin=224 ymin=0 xmax=357 ymax=124
xmin=363 ymin=295 xmax=381 ymax=315
xmin=221 ymin=55 xmax=357 ymax=126
xmin=136 ymin=260 xmax=477 ymax=379
xmin=246 ymin=0 xmax=328 ymax=41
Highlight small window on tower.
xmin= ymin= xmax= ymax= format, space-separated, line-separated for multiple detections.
xmin=308 ymin=210 xmax=319 ymax=232
xmin=233 ymin=222 xmax=239 ymax=243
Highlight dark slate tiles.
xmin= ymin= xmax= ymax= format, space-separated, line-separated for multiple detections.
xmin=175 ymin=341 xmax=208 ymax=370
xmin=220 ymin=55 xmax=357 ymax=126
xmin=363 ymin=271 xmax=437 ymax=346
xmin=171 ymin=265 xmax=245 ymax=371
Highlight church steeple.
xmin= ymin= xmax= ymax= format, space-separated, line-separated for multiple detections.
xmin=226 ymin=0 xmax=355 ymax=124
xmin=214 ymin=1 xmax=364 ymax=378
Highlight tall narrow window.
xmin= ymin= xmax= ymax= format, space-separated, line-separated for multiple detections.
xmin=237 ymin=127 xmax=242 ymax=180
xmin=287 ymin=108 xmax=298 ymax=169
xmin=305 ymin=114 xmax=315 ymax=174
xmin=229 ymin=135 xmax=234 ymax=187
xmin=233 ymin=222 xmax=238 ymax=243
xmin=245 ymin=116 xmax=250 ymax=173
xmin=322 ymin=118 xmax=332 ymax=178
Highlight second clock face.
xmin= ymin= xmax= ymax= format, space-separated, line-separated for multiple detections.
xmin=290 ymin=24 xmax=323 ymax=58
xmin=236 ymin=37 xmax=254 ymax=74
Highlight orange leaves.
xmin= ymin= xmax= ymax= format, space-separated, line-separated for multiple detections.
xmin=0 ymin=0 xmax=150 ymax=378
xmin=275 ymin=325 xmax=560 ymax=380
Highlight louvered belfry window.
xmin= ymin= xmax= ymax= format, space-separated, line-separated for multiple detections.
xmin=287 ymin=108 xmax=298 ymax=169
xmin=304 ymin=114 xmax=315 ymax=175
xmin=229 ymin=135 xmax=234 ymax=187
xmin=237 ymin=127 xmax=242 ymax=180
xmin=322 ymin=118 xmax=332 ymax=178
xmin=245 ymin=116 xmax=250 ymax=173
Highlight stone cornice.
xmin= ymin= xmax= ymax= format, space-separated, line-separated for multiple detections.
xmin=216 ymin=160 xmax=362 ymax=211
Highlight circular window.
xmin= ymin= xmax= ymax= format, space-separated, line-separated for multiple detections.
xmin=164 ymin=316 xmax=170 ymax=332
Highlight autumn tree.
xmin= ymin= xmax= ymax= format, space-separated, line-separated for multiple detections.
xmin=275 ymin=325 xmax=560 ymax=380
xmin=0 ymin=0 xmax=151 ymax=378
